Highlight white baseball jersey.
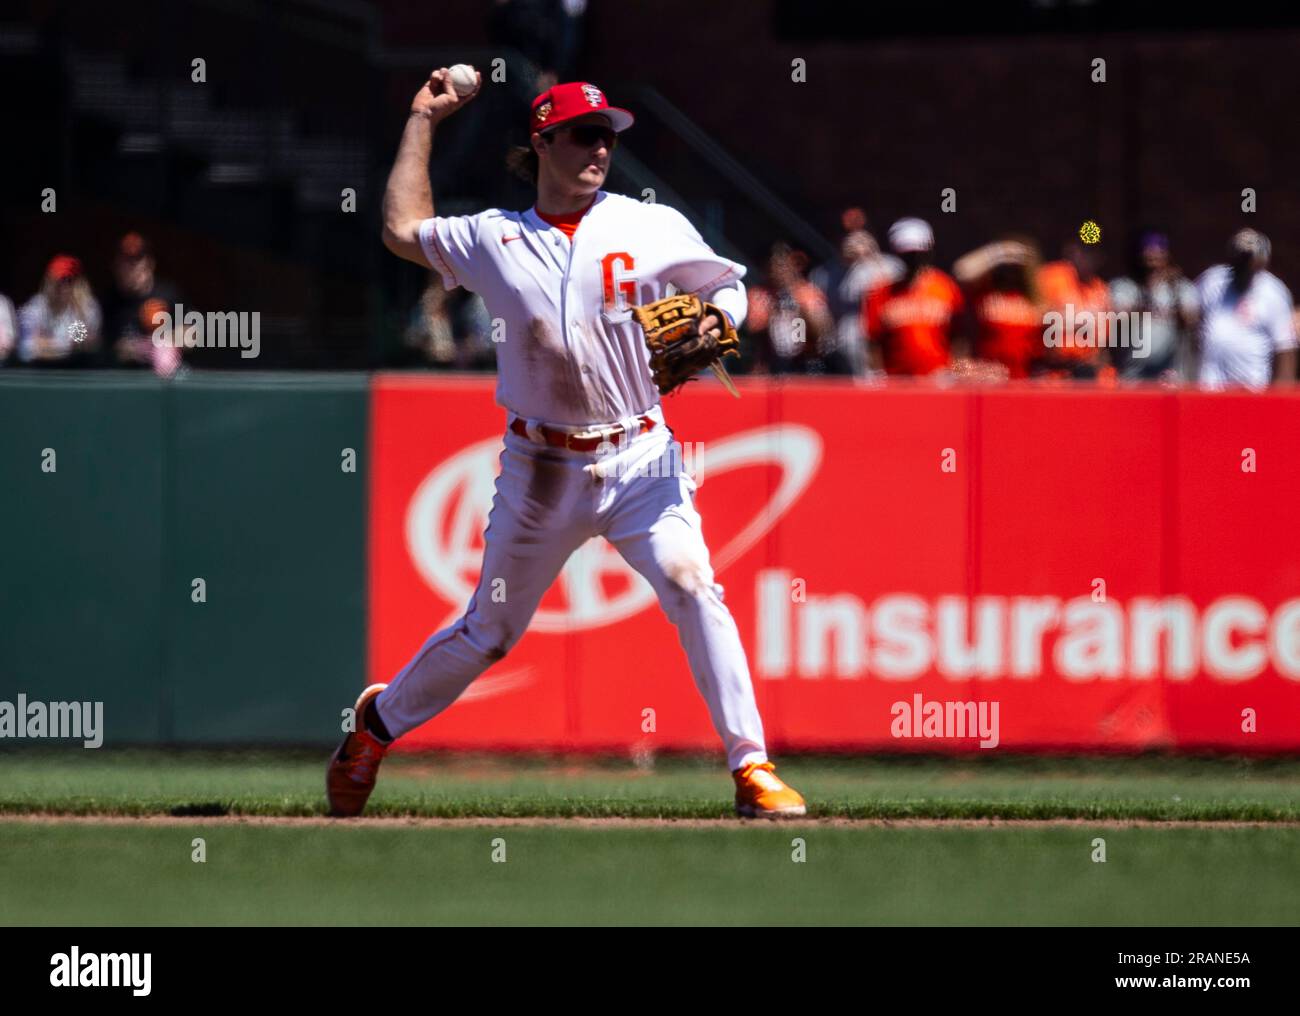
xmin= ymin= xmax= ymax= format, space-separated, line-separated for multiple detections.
xmin=1196 ymin=265 xmax=1296 ymax=390
xmin=418 ymin=191 xmax=747 ymax=426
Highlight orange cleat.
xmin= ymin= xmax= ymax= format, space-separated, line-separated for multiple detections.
xmin=733 ymin=761 xmax=807 ymax=818
xmin=326 ymin=684 xmax=391 ymax=817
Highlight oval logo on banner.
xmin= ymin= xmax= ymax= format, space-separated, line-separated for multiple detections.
xmin=405 ymin=425 xmax=822 ymax=632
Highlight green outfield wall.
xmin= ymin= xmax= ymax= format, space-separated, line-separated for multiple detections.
xmin=0 ymin=372 xmax=369 ymax=744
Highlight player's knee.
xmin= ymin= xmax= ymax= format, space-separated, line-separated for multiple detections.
xmin=658 ymin=552 xmax=723 ymax=617
xmin=463 ymin=616 xmax=520 ymax=664
xmin=481 ymin=629 xmax=518 ymax=663
xmin=662 ymin=551 xmax=712 ymax=595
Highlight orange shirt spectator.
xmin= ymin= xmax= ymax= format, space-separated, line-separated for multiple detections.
xmin=1037 ymin=247 xmax=1110 ymax=369
xmin=974 ymin=291 xmax=1041 ymax=378
xmin=954 ymin=239 xmax=1045 ymax=379
xmin=864 ymin=267 xmax=964 ymax=375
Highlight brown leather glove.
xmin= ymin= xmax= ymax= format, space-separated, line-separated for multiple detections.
xmin=631 ymin=294 xmax=741 ymax=397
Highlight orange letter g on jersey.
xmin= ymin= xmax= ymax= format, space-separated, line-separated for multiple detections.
xmin=601 ymin=252 xmax=637 ymax=311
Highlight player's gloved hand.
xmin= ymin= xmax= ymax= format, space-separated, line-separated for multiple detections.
xmin=632 ymin=294 xmax=742 ymax=398
xmin=412 ymin=67 xmax=481 ymax=124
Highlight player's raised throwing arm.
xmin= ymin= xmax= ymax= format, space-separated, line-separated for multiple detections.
xmin=381 ymin=66 xmax=482 ymax=266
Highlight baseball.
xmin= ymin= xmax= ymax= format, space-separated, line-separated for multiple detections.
xmin=448 ymin=64 xmax=477 ymax=97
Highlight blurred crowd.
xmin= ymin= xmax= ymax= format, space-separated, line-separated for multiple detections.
xmin=738 ymin=210 xmax=1297 ymax=390
xmin=0 ymin=232 xmax=183 ymax=375
xmin=5 ymin=215 xmax=1295 ymax=391
xmin=397 ymin=275 xmax=497 ymax=371
xmin=387 ymin=209 xmax=1297 ymax=391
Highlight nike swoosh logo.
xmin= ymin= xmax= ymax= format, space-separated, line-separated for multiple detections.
xmin=502 ymin=235 xmax=523 ymax=244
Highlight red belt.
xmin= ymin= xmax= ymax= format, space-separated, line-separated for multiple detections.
xmin=509 ymin=414 xmax=656 ymax=452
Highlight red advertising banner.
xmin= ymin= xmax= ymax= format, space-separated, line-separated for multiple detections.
xmin=370 ymin=376 xmax=1300 ymax=753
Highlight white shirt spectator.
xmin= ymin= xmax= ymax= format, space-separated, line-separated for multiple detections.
xmin=841 ymin=256 xmax=902 ymax=332
xmin=0 ymin=295 xmax=17 ymax=362
xmin=1109 ymin=273 xmax=1198 ymax=378
xmin=1195 ymin=265 xmax=1296 ymax=390
xmin=17 ymin=292 xmax=102 ymax=363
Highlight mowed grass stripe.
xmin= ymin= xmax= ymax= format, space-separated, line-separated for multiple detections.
xmin=2 ymin=751 xmax=1299 ymax=821
xmin=1 ymin=823 xmax=1298 ymax=925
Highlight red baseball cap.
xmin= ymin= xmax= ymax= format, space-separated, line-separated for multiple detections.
xmin=531 ymin=81 xmax=634 ymax=136
xmin=47 ymin=255 xmax=82 ymax=281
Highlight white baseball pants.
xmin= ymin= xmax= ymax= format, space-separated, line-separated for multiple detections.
xmin=375 ymin=407 xmax=769 ymax=771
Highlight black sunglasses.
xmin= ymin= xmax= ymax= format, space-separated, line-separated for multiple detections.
xmin=548 ymin=124 xmax=618 ymax=149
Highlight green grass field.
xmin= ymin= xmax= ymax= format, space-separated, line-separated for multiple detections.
xmin=2 ymin=750 xmax=1298 ymax=925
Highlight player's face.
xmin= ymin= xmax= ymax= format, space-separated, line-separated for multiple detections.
xmin=540 ymin=116 xmax=617 ymax=192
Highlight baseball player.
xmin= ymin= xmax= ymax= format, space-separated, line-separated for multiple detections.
xmin=327 ymin=69 xmax=806 ymax=818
